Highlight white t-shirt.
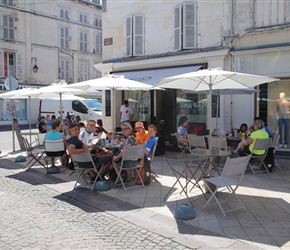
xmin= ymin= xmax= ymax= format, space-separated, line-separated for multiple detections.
xmin=120 ymin=105 xmax=133 ymax=122
xmin=79 ymin=129 xmax=94 ymax=145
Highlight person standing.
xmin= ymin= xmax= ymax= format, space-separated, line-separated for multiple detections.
xmin=276 ymin=92 xmax=289 ymax=148
xmin=120 ymin=100 xmax=134 ymax=124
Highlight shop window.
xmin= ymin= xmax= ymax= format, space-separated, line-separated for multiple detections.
xmin=176 ymin=89 xmax=207 ymax=127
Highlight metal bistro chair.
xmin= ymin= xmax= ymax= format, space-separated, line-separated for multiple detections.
xmin=202 ymin=155 xmax=251 ymax=217
xmin=148 ymin=137 xmax=159 ymax=179
xmin=22 ymin=136 xmax=46 ymax=171
xmin=210 ymin=136 xmax=229 ymax=173
xmin=246 ymin=138 xmax=270 ymax=174
xmin=113 ymin=144 xmax=146 ymax=191
xmin=70 ymin=150 xmax=103 ymax=190
xmin=44 ymin=139 xmax=67 ymax=170
xmin=272 ymin=132 xmax=282 ymax=170
xmin=175 ymin=132 xmax=190 ymax=154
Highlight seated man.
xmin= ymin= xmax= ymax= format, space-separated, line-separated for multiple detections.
xmin=68 ymin=122 xmax=112 ymax=182
xmin=38 ymin=116 xmax=47 ymax=133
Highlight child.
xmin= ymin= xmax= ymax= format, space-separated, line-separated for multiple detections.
xmin=106 ymin=131 xmax=121 ymax=156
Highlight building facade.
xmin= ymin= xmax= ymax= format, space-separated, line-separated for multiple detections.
xmin=97 ymin=0 xmax=289 ymax=145
xmin=0 ymin=0 xmax=102 ymax=124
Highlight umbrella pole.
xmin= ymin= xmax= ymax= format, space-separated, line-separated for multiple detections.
xmin=29 ymin=97 xmax=32 ymax=145
xmin=208 ymin=79 xmax=213 ymax=176
xmin=112 ymin=88 xmax=116 ymax=139
xmin=60 ymin=93 xmax=64 ymax=130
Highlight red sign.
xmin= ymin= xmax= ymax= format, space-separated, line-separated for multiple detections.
xmin=104 ymin=38 xmax=113 ymax=46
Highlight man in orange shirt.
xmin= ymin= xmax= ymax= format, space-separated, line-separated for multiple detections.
xmin=135 ymin=121 xmax=150 ymax=144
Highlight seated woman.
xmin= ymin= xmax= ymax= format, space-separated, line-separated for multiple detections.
xmin=44 ymin=119 xmax=68 ymax=172
xmin=177 ymin=116 xmax=189 ymax=144
xmin=233 ymin=119 xmax=269 ymax=156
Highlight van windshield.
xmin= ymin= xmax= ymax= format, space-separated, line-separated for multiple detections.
xmin=82 ymin=99 xmax=102 ymax=111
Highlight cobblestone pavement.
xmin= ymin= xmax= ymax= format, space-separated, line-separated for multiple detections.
xmin=0 ymin=167 xmax=193 ymax=250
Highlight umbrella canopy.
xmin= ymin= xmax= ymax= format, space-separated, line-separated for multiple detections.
xmin=0 ymin=88 xmax=38 ymax=148
xmin=64 ymin=74 xmax=153 ymax=131
xmin=17 ymin=83 xmax=84 ymax=127
xmin=157 ymin=68 xmax=279 ymax=156
xmin=176 ymin=97 xmax=193 ymax=103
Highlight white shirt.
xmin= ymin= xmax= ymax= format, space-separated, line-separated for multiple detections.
xmin=79 ymin=128 xmax=94 ymax=145
xmin=120 ymin=105 xmax=133 ymax=122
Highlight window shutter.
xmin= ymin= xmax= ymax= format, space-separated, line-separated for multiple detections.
xmin=16 ymin=52 xmax=22 ymax=79
xmin=133 ymin=14 xmax=144 ymax=56
xmin=65 ymin=60 xmax=70 ymax=81
xmin=183 ymin=2 xmax=196 ymax=49
xmin=174 ymin=5 xmax=182 ymax=51
xmin=84 ymin=32 xmax=87 ymax=52
xmin=96 ymin=34 xmax=102 ymax=54
xmin=65 ymin=28 xmax=69 ymax=48
xmin=0 ymin=51 xmax=4 ymax=77
xmin=125 ymin=16 xmax=132 ymax=56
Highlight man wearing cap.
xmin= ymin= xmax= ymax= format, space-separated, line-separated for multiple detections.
xmin=135 ymin=121 xmax=150 ymax=144
xmin=120 ymin=100 xmax=134 ymax=124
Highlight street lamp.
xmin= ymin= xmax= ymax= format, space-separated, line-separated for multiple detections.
xmin=31 ymin=57 xmax=39 ymax=73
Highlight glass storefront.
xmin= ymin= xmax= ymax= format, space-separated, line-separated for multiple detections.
xmin=258 ymin=79 xmax=290 ymax=147
xmin=124 ymin=90 xmax=151 ymax=125
xmin=0 ymin=99 xmax=27 ymax=121
xmin=176 ymin=90 xmax=207 ymax=127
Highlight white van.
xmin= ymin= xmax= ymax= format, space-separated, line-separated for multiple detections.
xmin=39 ymin=95 xmax=102 ymax=122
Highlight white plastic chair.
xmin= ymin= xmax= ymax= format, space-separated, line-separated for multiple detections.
xmin=70 ymin=150 xmax=103 ymax=190
xmin=202 ymin=155 xmax=251 ymax=217
xmin=113 ymin=144 xmax=146 ymax=191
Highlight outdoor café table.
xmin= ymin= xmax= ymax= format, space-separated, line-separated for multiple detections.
xmin=190 ymin=148 xmax=230 ymax=176
xmin=163 ymin=153 xmax=209 ymax=206
xmin=226 ymin=136 xmax=241 ymax=151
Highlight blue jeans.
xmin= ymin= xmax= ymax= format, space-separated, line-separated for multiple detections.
xmin=278 ymin=118 xmax=289 ymax=144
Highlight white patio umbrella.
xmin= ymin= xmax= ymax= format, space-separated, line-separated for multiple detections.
xmin=64 ymin=74 xmax=153 ymax=133
xmin=156 ymin=68 xmax=279 ymax=156
xmin=176 ymin=97 xmax=193 ymax=103
xmin=18 ymin=84 xmax=85 ymax=126
xmin=0 ymin=88 xmax=38 ymax=149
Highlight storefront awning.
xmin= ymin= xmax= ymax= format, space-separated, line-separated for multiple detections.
xmin=114 ymin=65 xmax=203 ymax=86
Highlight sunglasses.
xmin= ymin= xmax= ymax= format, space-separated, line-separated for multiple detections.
xmin=121 ymin=128 xmax=129 ymax=131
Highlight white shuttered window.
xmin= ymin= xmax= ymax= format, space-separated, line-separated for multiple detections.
xmin=126 ymin=14 xmax=144 ymax=57
xmin=174 ymin=2 xmax=196 ymax=51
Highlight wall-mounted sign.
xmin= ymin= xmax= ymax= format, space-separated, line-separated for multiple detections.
xmin=104 ymin=37 xmax=113 ymax=46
